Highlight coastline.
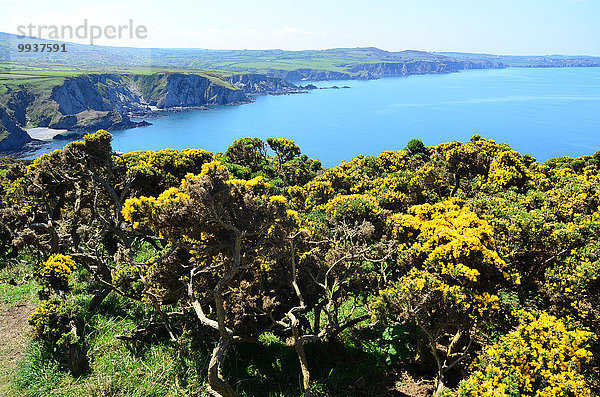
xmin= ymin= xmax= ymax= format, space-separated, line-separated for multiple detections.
xmin=9 ymin=67 xmax=600 ymax=163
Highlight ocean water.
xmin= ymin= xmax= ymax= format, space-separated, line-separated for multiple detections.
xmin=28 ymin=67 xmax=600 ymax=167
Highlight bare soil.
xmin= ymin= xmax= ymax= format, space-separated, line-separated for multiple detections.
xmin=395 ymin=371 xmax=435 ymax=397
xmin=0 ymin=301 xmax=35 ymax=395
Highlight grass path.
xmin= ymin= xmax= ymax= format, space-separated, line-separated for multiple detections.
xmin=0 ymin=301 xmax=35 ymax=395
xmin=0 ymin=266 xmax=38 ymax=397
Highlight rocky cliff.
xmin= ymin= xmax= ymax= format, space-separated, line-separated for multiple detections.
xmin=254 ymin=59 xmax=503 ymax=81
xmin=51 ymin=74 xmax=144 ymax=115
xmin=0 ymin=72 xmax=249 ymax=154
xmin=437 ymin=52 xmax=600 ymax=68
xmin=49 ymin=73 xmax=247 ymax=116
xmin=41 ymin=77 xmax=143 ymax=131
xmin=227 ymin=74 xmax=300 ymax=95
xmin=0 ymin=105 xmax=34 ymax=153
xmin=132 ymin=74 xmax=247 ymax=108
xmin=459 ymin=60 xmax=505 ymax=70
xmin=346 ymin=60 xmax=504 ymax=77
xmin=266 ymin=69 xmax=359 ymax=81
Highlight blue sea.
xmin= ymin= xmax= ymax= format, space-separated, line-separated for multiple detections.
xmin=28 ymin=67 xmax=600 ymax=167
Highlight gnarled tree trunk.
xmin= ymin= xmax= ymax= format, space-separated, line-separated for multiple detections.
xmin=207 ymin=338 xmax=235 ymax=397
xmin=290 ymin=313 xmax=312 ymax=397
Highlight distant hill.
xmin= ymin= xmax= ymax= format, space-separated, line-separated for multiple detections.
xmin=3 ymin=32 xmax=599 ymax=77
xmin=1 ymin=32 xmax=503 ymax=79
xmin=436 ymin=52 xmax=600 ymax=67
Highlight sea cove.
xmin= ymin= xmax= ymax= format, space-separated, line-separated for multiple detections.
xmin=28 ymin=67 xmax=600 ymax=166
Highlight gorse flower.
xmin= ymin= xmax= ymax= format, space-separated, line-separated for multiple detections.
xmin=458 ymin=312 xmax=595 ymax=397
xmin=34 ymin=254 xmax=77 ymax=291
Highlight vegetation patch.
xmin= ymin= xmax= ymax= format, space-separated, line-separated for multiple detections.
xmin=1 ymin=132 xmax=600 ymax=396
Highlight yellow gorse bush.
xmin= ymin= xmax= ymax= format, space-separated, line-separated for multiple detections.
xmin=458 ymin=312 xmax=595 ymax=397
xmin=29 ymin=298 xmax=63 ymax=336
xmin=28 ymin=296 xmax=80 ymax=346
xmin=34 ymin=253 xmax=77 ymax=291
xmin=389 ymin=200 xmax=509 ymax=280
xmin=486 ymin=149 xmax=529 ymax=192
xmin=227 ymin=175 xmax=272 ymax=195
xmin=376 ymin=200 xmax=516 ymax=325
xmin=376 ymin=150 xmax=409 ymax=173
xmin=324 ymin=193 xmax=383 ymax=224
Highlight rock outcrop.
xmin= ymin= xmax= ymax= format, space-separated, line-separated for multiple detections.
xmin=256 ymin=59 xmax=503 ymax=81
xmin=0 ymin=72 xmax=249 ymax=154
xmin=346 ymin=60 xmax=504 ymax=77
xmin=48 ymin=109 xmax=151 ymax=131
xmin=227 ymin=74 xmax=300 ymax=95
xmin=0 ymin=105 xmax=34 ymax=153
xmin=133 ymin=74 xmax=248 ymax=108
xmin=266 ymin=69 xmax=359 ymax=81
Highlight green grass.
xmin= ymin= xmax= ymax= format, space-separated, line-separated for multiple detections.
xmin=13 ymin=292 xmax=209 ymax=397
xmin=0 ymin=283 xmax=38 ymax=308
xmin=0 ymin=257 xmax=38 ymax=308
xmin=2 ymin=251 xmax=392 ymax=396
xmin=0 ymin=39 xmax=497 ymax=79
xmin=10 ymin=288 xmax=393 ymax=396
xmin=225 ymin=333 xmax=389 ymax=396
xmin=0 ymin=255 xmax=39 ymax=397
xmin=0 ymin=75 xmax=66 ymax=95
xmin=0 ymin=73 xmax=49 ymax=79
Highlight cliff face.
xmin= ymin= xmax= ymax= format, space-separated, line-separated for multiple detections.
xmin=265 ymin=69 xmax=358 ymax=81
xmin=52 ymin=76 xmax=113 ymax=114
xmin=459 ymin=60 xmax=505 ymax=70
xmin=0 ymin=72 xmax=248 ymax=155
xmin=347 ymin=60 xmax=504 ymax=77
xmin=227 ymin=74 xmax=300 ymax=95
xmin=131 ymin=74 xmax=247 ymax=108
xmin=515 ymin=59 xmax=600 ymax=68
xmin=437 ymin=52 xmax=600 ymax=68
xmin=49 ymin=73 xmax=247 ymax=114
xmin=6 ymin=89 xmax=32 ymax=126
xmin=156 ymin=74 xmax=247 ymax=108
xmin=51 ymin=74 xmax=144 ymax=115
xmin=37 ymin=74 xmax=149 ymax=131
xmin=258 ymin=59 xmax=504 ymax=81
xmin=0 ymin=105 xmax=33 ymax=153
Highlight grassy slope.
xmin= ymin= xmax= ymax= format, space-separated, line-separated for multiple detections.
xmin=11 ymin=298 xmax=390 ymax=397
xmin=158 ymin=48 xmax=447 ymax=74
xmin=0 ymin=73 xmax=66 ymax=110
xmin=0 ymin=45 xmax=462 ymax=107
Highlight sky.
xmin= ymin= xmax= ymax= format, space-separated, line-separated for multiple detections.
xmin=1 ymin=0 xmax=599 ymax=55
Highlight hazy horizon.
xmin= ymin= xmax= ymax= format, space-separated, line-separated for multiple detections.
xmin=2 ymin=31 xmax=599 ymax=58
xmin=1 ymin=0 xmax=599 ymax=56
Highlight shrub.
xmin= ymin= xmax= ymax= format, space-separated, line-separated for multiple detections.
xmin=458 ymin=312 xmax=595 ymax=397
xmin=34 ymin=254 xmax=77 ymax=292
